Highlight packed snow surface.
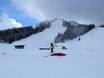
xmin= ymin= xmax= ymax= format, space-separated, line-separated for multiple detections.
xmin=0 ymin=20 xmax=104 ymax=78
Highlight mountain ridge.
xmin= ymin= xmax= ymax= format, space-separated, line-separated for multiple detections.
xmin=0 ymin=18 xmax=95 ymax=43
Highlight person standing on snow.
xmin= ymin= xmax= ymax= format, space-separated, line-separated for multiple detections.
xmin=49 ymin=42 xmax=57 ymax=53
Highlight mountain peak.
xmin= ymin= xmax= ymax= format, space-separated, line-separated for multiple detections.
xmin=68 ymin=20 xmax=79 ymax=26
xmin=49 ymin=18 xmax=80 ymax=27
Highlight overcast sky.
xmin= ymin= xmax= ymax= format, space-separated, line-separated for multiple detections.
xmin=0 ymin=0 xmax=104 ymax=29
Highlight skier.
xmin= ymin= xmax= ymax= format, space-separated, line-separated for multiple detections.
xmin=49 ymin=42 xmax=57 ymax=53
xmin=78 ymin=37 xmax=81 ymax=41
xmin=62 ymin=45 xmax=67 ymax=50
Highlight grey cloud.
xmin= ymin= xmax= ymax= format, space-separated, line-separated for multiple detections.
xmin=11 ymin=0 xmax=104 ymax=25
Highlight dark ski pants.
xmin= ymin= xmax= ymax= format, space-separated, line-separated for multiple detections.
xmin=51 ymin=48 xmax=54 ymax=53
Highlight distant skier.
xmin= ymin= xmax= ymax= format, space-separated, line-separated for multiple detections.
xmin=49 ymin=42 xmax=57 ymax=53
xmin=62 ymin=45 xmax=67 ymax=50
xmin=78 ymin=37 xmax=81 ymax=41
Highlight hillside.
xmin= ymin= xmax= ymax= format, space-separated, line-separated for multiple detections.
xmin=0 ymin=19 xmax=104 ymax=78
xmin=0 ymin=19 xmax=94 ymax=44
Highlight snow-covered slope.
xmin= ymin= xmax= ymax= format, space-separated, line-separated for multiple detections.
xmin=0 ymin=19 xmax=104 ymax=78
xmin=12 ymin=19 xmax=67 ymax=53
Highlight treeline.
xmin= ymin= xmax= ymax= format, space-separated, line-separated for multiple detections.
xmin=0 ymin=26 xmax=33 ymax=44
xmin=0 ymin=21 xmax=50 ymax=44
